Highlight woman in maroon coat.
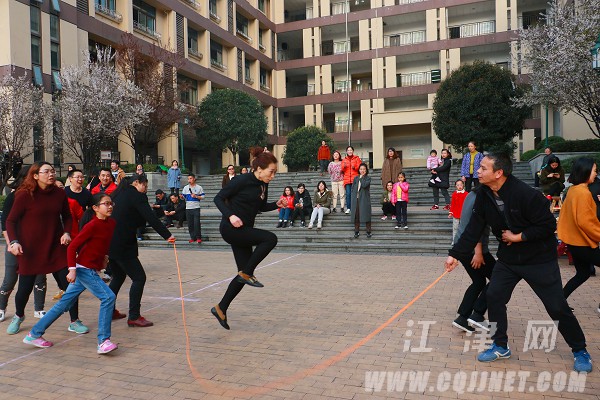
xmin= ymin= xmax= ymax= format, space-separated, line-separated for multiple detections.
xmin=5 ymin=162 xmax=87 ymax=335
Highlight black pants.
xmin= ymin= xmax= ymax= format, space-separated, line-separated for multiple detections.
xmin=432 ymin=187 xmax=450 ymax=206
xmin=486 ymin=260 xmax=586 ymax=352
xmin=291 ymin=206 xmax=312 ymax=223
xmin=170 ymin=187 xmax=180 ymax=196
xmin=15 ymin=268 xmax=78 ymax=321
xmin=165 ymin=210 xmax=186 ymax=226
xmin=564 ymin=245 xmax=600 ymax=299
xmin=464 ymin=176 xmax=479 ymax=192
xmin=108 ymin=257 xmax=146 ymax=320
xmin=381 ymin=202 xmax=395 ymax=216
xmin=395 ymin=201 xmax=407 ymax=226
xmin=218 ymin=225 xmax=278 ymax=313
xmin=544 ymin=182 xmax=565 ymax=197
xmin=456 ymin=252 xmax=495 ymax=318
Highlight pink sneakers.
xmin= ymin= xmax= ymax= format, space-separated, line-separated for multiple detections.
xmin=97 ymin=339 xmax=118 ymax=354
xmin=23 ymin=334 xmax=53 ymax=348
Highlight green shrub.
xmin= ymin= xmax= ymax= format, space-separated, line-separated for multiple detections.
xmin=560 ymin=154 xmax=600 ymax=173
xmin=521 ymin=149 xmax=540 ymax=161
xmin=0 ymin=195 xmax=6 ymax=210
xmin=551 ymin=139 xmax=600 ymax=152
xmin=535 ymin=136 xmax=565 ymax=150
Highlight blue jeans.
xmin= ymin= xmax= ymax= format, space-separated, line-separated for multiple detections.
xmin=278 ymin=208 xmax=291 ymax=220
xmin=30 ymin=268 xmax=116 ymax=345
xmin=345 ymin=184 xmax=353 ymax=210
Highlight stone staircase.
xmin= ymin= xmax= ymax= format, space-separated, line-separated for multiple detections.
xmin=138 ymin=162 xmax=534 ymax=256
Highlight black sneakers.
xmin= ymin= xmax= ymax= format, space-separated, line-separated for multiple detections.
xmin=452 ymin=316 xmax=475 ymax=332
xmin=467 ymin=312 xmax=490 ymax=332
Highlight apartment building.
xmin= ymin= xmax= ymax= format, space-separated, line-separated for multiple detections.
xmin=0 ymin=0 xmax=592 ymax=173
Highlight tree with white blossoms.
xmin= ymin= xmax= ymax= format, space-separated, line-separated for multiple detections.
xmin=0 ymin=71 xmax=50 ymax=192
xmin=55 ymin=47 xmax=152 ymax=172
xmin=516 ymin=0 xmax=600 ymax=137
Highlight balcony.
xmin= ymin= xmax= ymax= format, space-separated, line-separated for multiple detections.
xmin=188 ymin=48 xmax=203 ymax=60
xmin=397 ymin=71 xmax=431 ymax=87
xmin=448 ymin=20 xmax=495 ymax=39
xmin=331 ymin=1 xmax=349 ymax=15
xmin=210 ymin=59 xmax=227 ymax=71
xmin=518 ymin=14 xmax=544 ymax=29
xmin=334 ymin=80 xmax=350 ymax=93
xmin=323 ymin=119 xmax=361 ymax=133
xmin=384 ymin=30 xmax=426 ymax=47
xmin=306 ymin=7 xmax=313 ymax=19
xmin=277 ymin=48 xmax=303 ymax=61
xmin=307 ymin=83 xmax=315 ymax=95
xmin=133 ymin=20 xmax=161 ymax=40
xmin=180 ymin=0 xmax=199 ymax=9
xmin=95 ymin=3 xmax=123 ymax=22
xmin=331 ymin=0 xmax=370 ymax=15
xmin=396 ymin=0 xmax=427 ymax=4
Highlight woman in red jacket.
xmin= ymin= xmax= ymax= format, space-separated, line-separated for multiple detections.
xmin=341 ymin=146 xmax=361 ymax=214
xmin=6 ymin=162 xmax=87 ymax=335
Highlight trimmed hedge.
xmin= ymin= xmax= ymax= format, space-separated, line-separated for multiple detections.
xmin=560 ymin=154 xmax=600 ymax=173
xmin=535 ymin=136 xmax=565 ymax=150
xmin=521 ymin=149 xmax=540 ymax=161
xmin=551 ymin=139 xmax=600 ymax=153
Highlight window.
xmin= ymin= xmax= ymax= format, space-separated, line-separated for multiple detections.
xmin=244 ymin=59 xmax=251 ymax=81
xmin=210 ymin=40 xmax=223 ymax=65
xmin=30 ymin=7 xmax=41 ymax=35
xmin=96 ymin=0 xmax=116 ymax=11
xmin=133 ymin=0 xmax=156 ymax=34
xmin=31 ymin=36 xmax=42 ymax=65
xmin=209 ymin=0 xmax=217 ymax=15
xmin=188 ymin=27 xmax=198 ymax=55
xmin=32 ymin=65 xmax=43 ymax=87
xmin=51 ymin=0 xmax=61 ymax=12
xmin=51 ymin=43 xmax=60 ymax=70
xmin=50 ymin=14 xmax=60 ymax=41
xmin=258 ymin=0 xmax=265 ymax=12
xmin=236 ymin=13 xmax=248 ymax=36
xmin=178 ymin=74 xmax=198 ymax=105
xmin=260 ymin=68 xmax=268 ymax=86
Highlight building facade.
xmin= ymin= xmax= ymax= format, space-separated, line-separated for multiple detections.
xmin=0 ymin=0 xmax=592 ymax=173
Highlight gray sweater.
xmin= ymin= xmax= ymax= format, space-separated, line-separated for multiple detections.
xmin=454 ymin=191 xmax=490 ymax=253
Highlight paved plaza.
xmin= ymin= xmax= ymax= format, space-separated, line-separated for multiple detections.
xmin=0 ymin=248 xmax=598 ymax=400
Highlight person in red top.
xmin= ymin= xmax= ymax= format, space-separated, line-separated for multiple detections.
xmin=448 ymin=179 xmax=469 ymax=245
xmin=91 ymin=168 xmax=117 ymax=195
xmin=341 ymin=145 xmax=362 ymax=214
xmin=67 ymin=197 xmax=84 ymax=238
xmin=276 ymin=186 xmax=295 ymax=228
xmin=317 ymin=140 xmax=331 ymax=176
xmin=23 ymin=193 xmax=119 ymax=354
xmin=5 ymin=162 xmax=87 ymax=335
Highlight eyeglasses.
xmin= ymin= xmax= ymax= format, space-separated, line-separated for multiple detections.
xmin=38 ymin=169 xmax=56 ymax=175
xmin=98 ymin=201 xmax=114 ymax=207
xmin=72 ymin=175 xmax=84 ymax=180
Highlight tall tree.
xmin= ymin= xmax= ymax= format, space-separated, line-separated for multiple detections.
xmin=197 ymin=88 xmax=267 ymax=164
xmin=283 ymin=126 xmax=332 ymax=171
xmin=55 ymin=47 xmax=152 ymax=172
xmin=432 ymin=61 xmax=530 ymax=153
xmin=116 ymin=33 xmax=198 ymax=164
xmin=516 ymin=0 xmax=600 ymax=137
xmin=0 ymin=71 xmax=50 ymax=192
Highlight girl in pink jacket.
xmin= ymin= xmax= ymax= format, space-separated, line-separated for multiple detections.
xmin=391 ymin=172 xmax=410 ymax=229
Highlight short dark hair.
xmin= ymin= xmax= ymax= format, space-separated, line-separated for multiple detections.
xmin=111 ymin=160 xmax=120 ymax=166
xmin=485 ymin=152 xmax=513 ymax=176
xmin=568 ymin=157 xmax=595 ymax=185
xmin=188 ymin=173 xmax=196 ymax=179
xmin=297 ymin=183 xmax=305 ymax=189
xmin=99 ymin=167 xmax=112 ymax=174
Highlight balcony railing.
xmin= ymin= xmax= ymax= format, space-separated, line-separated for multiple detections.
xmin=384 ymin=30 xmax=426 ymax=47
xmin=236 ymin=29 xmax=252 ymax=43
xmin=448 ymin=20 xmax=495 ymax=39
xmin=180 ymin=0 xmax=199 ymax=9
xmin=334 ymin=80 xmax=350 ymax=93
xmin=210 ymin=59 xmax=227 ymax=71
xmin=133 ymin=20 xmax=161 ymax=40
xmin=333 ymin=41 xmax=349 ymax=54
xmin=397 ymin=71 xmax=431 ymax=87
xmin=277 ymin=49 xmax=303 ymax=61
xmin=188 ymin=48 xmax=203 ymax=60
xmin=518 ymin=14 xmax=544 ymax=29
xmin=323 ymin=119 xmax=361 ymax=133
xmin=396 ymin=0 xmax=427 ymax=4
xmin=307 ymin=84 xmax=315 ymax=95
xmin=95 ymin=3 xmax=122 ymax=22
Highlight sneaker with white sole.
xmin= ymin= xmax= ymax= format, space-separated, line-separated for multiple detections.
xmin=34 ymin=310 xmax=46 ymax=319
xmin=0 ymin=309 xmax=5 ymax=322
xmin=7 ymin=315 xmax=24 ymax=335
xmin=68 ymin=320 xmax=90 ymax=334
xmin=477 ymin=343 xmax=511 ymax=362
xmin=391 ymin=215 xmax=396 ymax=220
xmin=467 ymin=312 xmax=490 ymax=332
xmin=394 ymin=225 xmax=400 ymax=230
xmin=23 ymin=334 xmax=53 ymax=348
xmin=97 ymin=339 xmax=118 ymax=354
xmin=317 ymin=222 xmax=322 ymax=229
xmin=381 ymin=215 xmax=387 ymax=220
xmin=345 ymin=209 xmax=350 ymax=214
xmin=573 ymin=350 xmax=592 ymax=373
